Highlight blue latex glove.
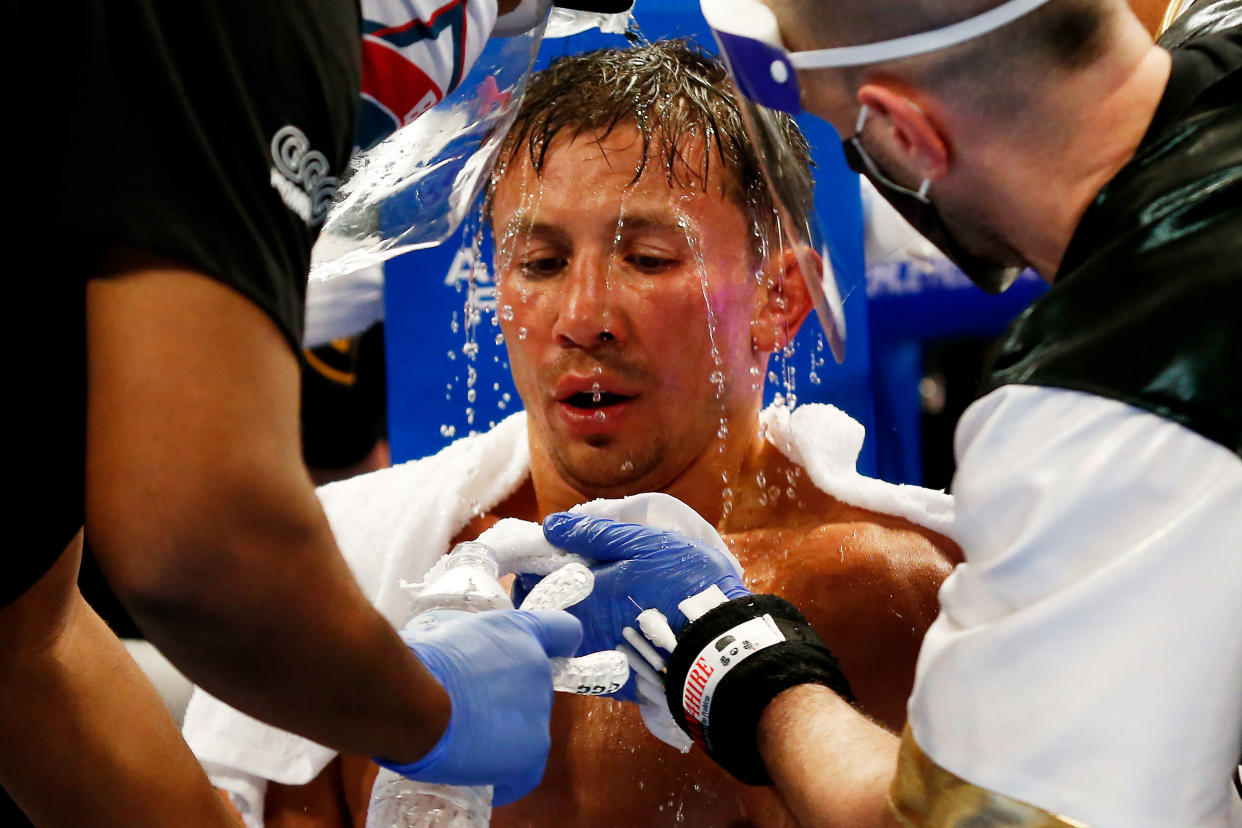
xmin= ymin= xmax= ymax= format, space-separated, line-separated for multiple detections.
xmin=376 ymin=609 xmax=582 ymax=805
xmin=532 ymin=512 xmax=751 ymax=700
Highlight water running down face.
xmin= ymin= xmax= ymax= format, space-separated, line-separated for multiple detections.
xmin=490 ymin=124 xmax=807 ymax=497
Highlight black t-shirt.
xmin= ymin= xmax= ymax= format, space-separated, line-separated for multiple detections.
xmin=5 ymin=0 xmax=361 ymax=607
xmin=981 ymin=11 xmax=1242 ymax=458
xmin=53 ymin=0 xmax=362 ymax=352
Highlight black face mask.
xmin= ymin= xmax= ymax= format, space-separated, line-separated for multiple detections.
xmin=841 ymin=106 xmax=1020 ymax=294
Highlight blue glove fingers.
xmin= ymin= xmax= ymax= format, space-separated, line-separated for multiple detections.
xmin=544 ymin=516 xmax=749 ymax=597
xmin=490 ymin=609 xmax=581 ymax=804
xmin=542 ymin=512 xmax=676 ymax=561
xmin=510 ymin=572 xmax=542 ymax=608
xmin=509 ymin=608 xmax=584 ymax=659
xmin=382 ymin=609 xmax=578 ymax=802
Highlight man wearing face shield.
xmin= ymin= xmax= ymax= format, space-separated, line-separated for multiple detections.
xmin=0 ymin=0 xmax=630 ymax=825
xmin=540 ymin=0 xmax=1242 ymax=825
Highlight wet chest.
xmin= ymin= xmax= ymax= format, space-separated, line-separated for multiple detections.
xmin=493 ymin=694 xmax=797 ymax=828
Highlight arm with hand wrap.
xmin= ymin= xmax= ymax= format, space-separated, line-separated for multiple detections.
xmin=540 ymin=495 xmax=855 ymax=779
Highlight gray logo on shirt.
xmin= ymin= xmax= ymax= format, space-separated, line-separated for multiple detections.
xmin=269 ymin=126 xmax=338 ymax=227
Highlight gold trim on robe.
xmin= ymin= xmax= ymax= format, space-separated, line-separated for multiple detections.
xmin=1160 ymin=0 xmax=1196 ymax=33
xmin=888 ymin=726 xmax=1090 ymax=828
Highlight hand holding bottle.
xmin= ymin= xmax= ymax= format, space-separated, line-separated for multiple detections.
xmin=376 ymin=608 xmax=581 ymax=806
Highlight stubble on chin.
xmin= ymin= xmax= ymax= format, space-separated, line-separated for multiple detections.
xmin=546 ymin=436 xmax=665 ymax=497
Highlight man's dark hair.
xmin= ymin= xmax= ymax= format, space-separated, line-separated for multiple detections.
xmin=488 ymin=39 xmax=812 ymax=238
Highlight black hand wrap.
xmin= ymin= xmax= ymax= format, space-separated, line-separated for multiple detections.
xmin=664 ymin=594 xmax=854 ymax=785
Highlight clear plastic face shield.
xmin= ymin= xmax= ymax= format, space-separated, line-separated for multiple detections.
xmin=310 ymin=0 xmax=634 ymax=283
xmin=701 ymin=0 xmax=1054 ymax=295
xmin=699 ymin=1 xmax=850 ymax=363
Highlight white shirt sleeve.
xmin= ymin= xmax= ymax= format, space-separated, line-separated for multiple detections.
xmin=908 ymin=384 xmax=1242 ymax=828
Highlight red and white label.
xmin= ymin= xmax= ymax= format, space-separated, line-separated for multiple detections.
xmin=680 ymin=615 xmax=786 ymax=749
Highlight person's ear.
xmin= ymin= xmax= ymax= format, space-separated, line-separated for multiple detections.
xmin=751 ymin=248 xmax=814 ymax=354
xmin=857 ymin=83 xmax=949 ymax=182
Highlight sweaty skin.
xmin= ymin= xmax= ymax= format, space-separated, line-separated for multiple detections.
xmin=261 ymin=124 xmax=957 ymax=827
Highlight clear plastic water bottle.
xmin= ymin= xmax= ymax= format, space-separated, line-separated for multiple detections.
xmin=365 ymin=541 xmax=512 ymax=828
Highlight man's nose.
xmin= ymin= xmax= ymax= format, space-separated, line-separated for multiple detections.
xmin=553 ymin=255 xmax=624 ymax=349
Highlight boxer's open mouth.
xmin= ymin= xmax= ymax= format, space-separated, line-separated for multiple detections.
xmin=561 ymin=390 xmax=633 ymax=410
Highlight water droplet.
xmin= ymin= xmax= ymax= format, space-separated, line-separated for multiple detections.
xmin=621 ymin=460 xmax=634 ymax=473
xmin=466 ymin=388 xmax=477 ymax=403
xmin=592 ymin=382 xmax=601 ymax=403
xmin=466 ymin=408 xmax=475 ymax=425
xmin=493 ymin=382 xmax=500 ymax=391
xmin=749 ymin=365 xmax=762 ymax=377
xmin=768 ymin=371 xmax=778 ymax=383
xmin=518 ymin=327 xmax=528 ymax=340
xmin=768 ymin=485 xmax=780 ymax=501
xmin=440 ymin=424 xmax=457 ymax=438
xmin=500 ymin=305 xmax=515 ymax=321
xmin=447 ymin=350 xmax=457 ymax=361
xmin=593 ymin=410 xmax=606 ymax=421
xmin=709 ymin=370 xmax=724 ymax=385
xmin=462 ymin=341 xmax=480 ymax=359
xmin=494 ymin=333 xmax=505 ymax=345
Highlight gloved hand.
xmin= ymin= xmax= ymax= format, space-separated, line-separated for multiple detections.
xmin=529 ymin=512 xmax=750 ymax=704
xmin=375 ymin=609 xmax=582 ymax=805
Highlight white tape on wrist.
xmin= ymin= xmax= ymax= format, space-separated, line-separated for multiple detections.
xmin=680 ymin=614 xmax=785 ymax=743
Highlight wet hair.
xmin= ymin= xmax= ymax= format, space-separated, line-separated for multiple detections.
xmin=488 ymin=39 xmax=812 ymax=238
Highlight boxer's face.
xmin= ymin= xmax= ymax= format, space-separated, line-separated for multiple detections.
xmin=491 ymin=125 xmax=775 ymax=496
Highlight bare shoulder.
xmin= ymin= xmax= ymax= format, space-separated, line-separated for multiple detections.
xmin=723 ymin=486 xmax=956 ymax=730
xmin=726 ymin=507 xmax=953 ymax=636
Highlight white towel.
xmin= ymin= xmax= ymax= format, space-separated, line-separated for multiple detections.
xmin=760 ymin=404 xmax=955 ymax=538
